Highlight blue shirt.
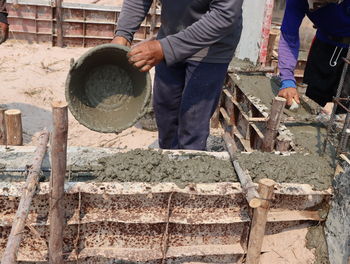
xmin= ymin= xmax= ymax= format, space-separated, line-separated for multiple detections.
xmin=278 ymin=0 xmax=350 ymax=89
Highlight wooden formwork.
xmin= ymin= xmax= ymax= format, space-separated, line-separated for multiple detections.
xmin=6 ymin=0 xmax=161 ymax=47
xmin=0 ymin=146 xmax=331 ymax=263
xmin=212 ymin=74 xmax=293 ymax=152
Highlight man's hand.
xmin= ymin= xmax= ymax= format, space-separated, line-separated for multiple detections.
xmin=111 ymin=36 xmax=131 ymax=47
xmin=0 ymin=22 xmax=9 ymax=44
xmin=278 ymin=87 xmax=300 ymax=106
xmin=128 ymin=40 xmax=164 ymax=72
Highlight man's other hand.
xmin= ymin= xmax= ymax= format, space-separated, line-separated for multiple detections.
xmin=128 ymin=40 xmax=164 ymax=72
xmin=278 ymin=87 xmax=300 ymax=106
xmin=111 ymin=36 xmax=131 ymax=47
xmin=0 ymin=22 xmax=9 ymax=44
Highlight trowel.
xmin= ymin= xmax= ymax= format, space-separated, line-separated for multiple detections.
xmin=287 ymin=99 xmax=300 ymax=112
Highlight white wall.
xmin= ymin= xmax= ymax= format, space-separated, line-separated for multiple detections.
xmin=235 ymin=0 xmax=267 ymax=64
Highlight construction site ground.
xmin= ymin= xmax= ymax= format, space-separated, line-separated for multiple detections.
xmin=1 ymin=39 xmax=340 ymax=263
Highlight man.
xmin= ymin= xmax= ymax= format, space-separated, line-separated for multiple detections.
xmin=278 ymin=0 xmax=350 ymax=112
xmin=0 ymin=0 xmax=8 ymax=44
xmin=112 ymin=0 xmax=243 ymax=150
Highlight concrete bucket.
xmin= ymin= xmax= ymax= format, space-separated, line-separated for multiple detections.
xmin=65 ymin=44 xmax=152 ymax=133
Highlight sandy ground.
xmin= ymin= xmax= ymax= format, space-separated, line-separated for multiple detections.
xmin=0 ymin=40 xmax=158 ymax=148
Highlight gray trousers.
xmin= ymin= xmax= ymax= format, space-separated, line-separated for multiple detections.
xmin=0 ymin=0 xmax=7 ymax=24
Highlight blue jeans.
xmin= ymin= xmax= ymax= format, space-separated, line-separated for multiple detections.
xmin=153 ymin=60 xmax=229 ymax=150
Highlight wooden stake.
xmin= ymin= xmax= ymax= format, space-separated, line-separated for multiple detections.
xmin=276 ymin=138 xmax=291 ymax=152
xmin=211 ymin=94 xmax=222 ymax=129
xmin=56 ymin=0 xmax=64 ymax=47
xmin=223 ymin=132 xmax=261 ymax=208
xmin=246 ymin=178 xmax=276 ymax=264
xmin=0 ymin=107 xmax=6 ymax=145
xmin=1 ymin=130 xmax=49 ymax=264
xmin=49 ymin=101 xmax=68 ymax=264
xmin=5 ymin=109 xmax=23 ymax=146
xmin=262 ymin=97 xmax=286 ymax=152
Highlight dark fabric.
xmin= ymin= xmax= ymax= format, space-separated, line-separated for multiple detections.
xmin=115 ymin=0 xmax=243 ymax=66
xmin=153 ymin=60 xmax=228 ymax=150
xmin=304 ymin=38 xmax=349 ymax=110
xmin=0 ymin=0 xmax=7 ymax=24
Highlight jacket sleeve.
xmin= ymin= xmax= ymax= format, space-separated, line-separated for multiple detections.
xmin=278 ymin=0 xmax=307 ymax=89
xmin=115 ymin=0 xmax=153 ymax=43
xmin=0 ymin=0 xmax=8 ymax=24
xmin=159 ymin=0 xmax=243 ymax=66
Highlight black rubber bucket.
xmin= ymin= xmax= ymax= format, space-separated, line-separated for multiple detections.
xmin=65 ymin=44 xmax=152 ymax=133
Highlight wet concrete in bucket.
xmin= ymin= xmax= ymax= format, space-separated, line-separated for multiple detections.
xmin=65 ymin=44 xmax=152 ymax=133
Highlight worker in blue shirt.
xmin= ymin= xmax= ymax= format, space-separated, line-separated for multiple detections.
xmin=278 ymin=0 xmax=350 ymax=112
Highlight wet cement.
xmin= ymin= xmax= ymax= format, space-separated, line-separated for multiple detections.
xmin=236 ymin=152 xmax=333 ymax=191
xmin=306 ymin=225 xmax=330 ymax=264
xmin=229 ymin=65 xmax=314 ymax=121
xmin=70 ymin=149 xmax=334 ymax=190
xmin=91 ymin=149 xmax=237 ymax=185
xmin=288 ymin=124 xmax=328 ymax=155
xmin=325 ymin=167 xmax=350 ymax=264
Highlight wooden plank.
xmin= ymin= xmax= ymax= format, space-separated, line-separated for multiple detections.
xmin=1 ymin=130 xmax=49 ymax=264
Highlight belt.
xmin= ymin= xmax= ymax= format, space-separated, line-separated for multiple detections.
xmin=328 ymin=35 xmax=350 ymax=45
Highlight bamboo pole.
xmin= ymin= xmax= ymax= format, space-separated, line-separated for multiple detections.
xmin=0 ymin=107 xmax=6 ymax=145
xmin=246 ymin=178 xmax=276 ymax=264
xmin=49 ymin=101 xmax=68 ymax=264
xmin=223 ymin=132 xmax=261 ymax=208
xmin=262 ymin=97 xmax=286 ymax=152
xmin=5 ymin=109 xmax=23 ymax=146
xmin=56 ymin=0 xmax=64 ymax=47
xmin=1 ymin=130 xmax=50 ymax=264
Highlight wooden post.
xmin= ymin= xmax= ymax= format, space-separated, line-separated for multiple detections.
xmin=259 ymin=0 xmax=274 ymax=65
xmin=246 ymin=178 xmax=276 ymax=264
xmin=49 ymin=101 xmax=68 ymax=264
xmin=223 ymin=132 xmax=261 ymax=208
xmin=0 ymin=107 xmax=6 ymax=145
xmin=56 ymin=0 xmax=64 ymax=47
xmin=5 ymin=109 xmax=23 ymax=146
xmin=276 ymin=138 xmax=291 ymax=152
xmin=262 ymin=97 xmax=286 ymax=152
xmin=266 ymin=32 xmax=277 ymax=66
xmin=1 ymin=130 xmax=50 ymax=264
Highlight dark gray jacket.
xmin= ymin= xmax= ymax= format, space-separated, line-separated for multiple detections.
xmin=116 ymin=0 xmax=243 ymax=66
xmin=0 ymin=0 xmax=7 ymax=24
